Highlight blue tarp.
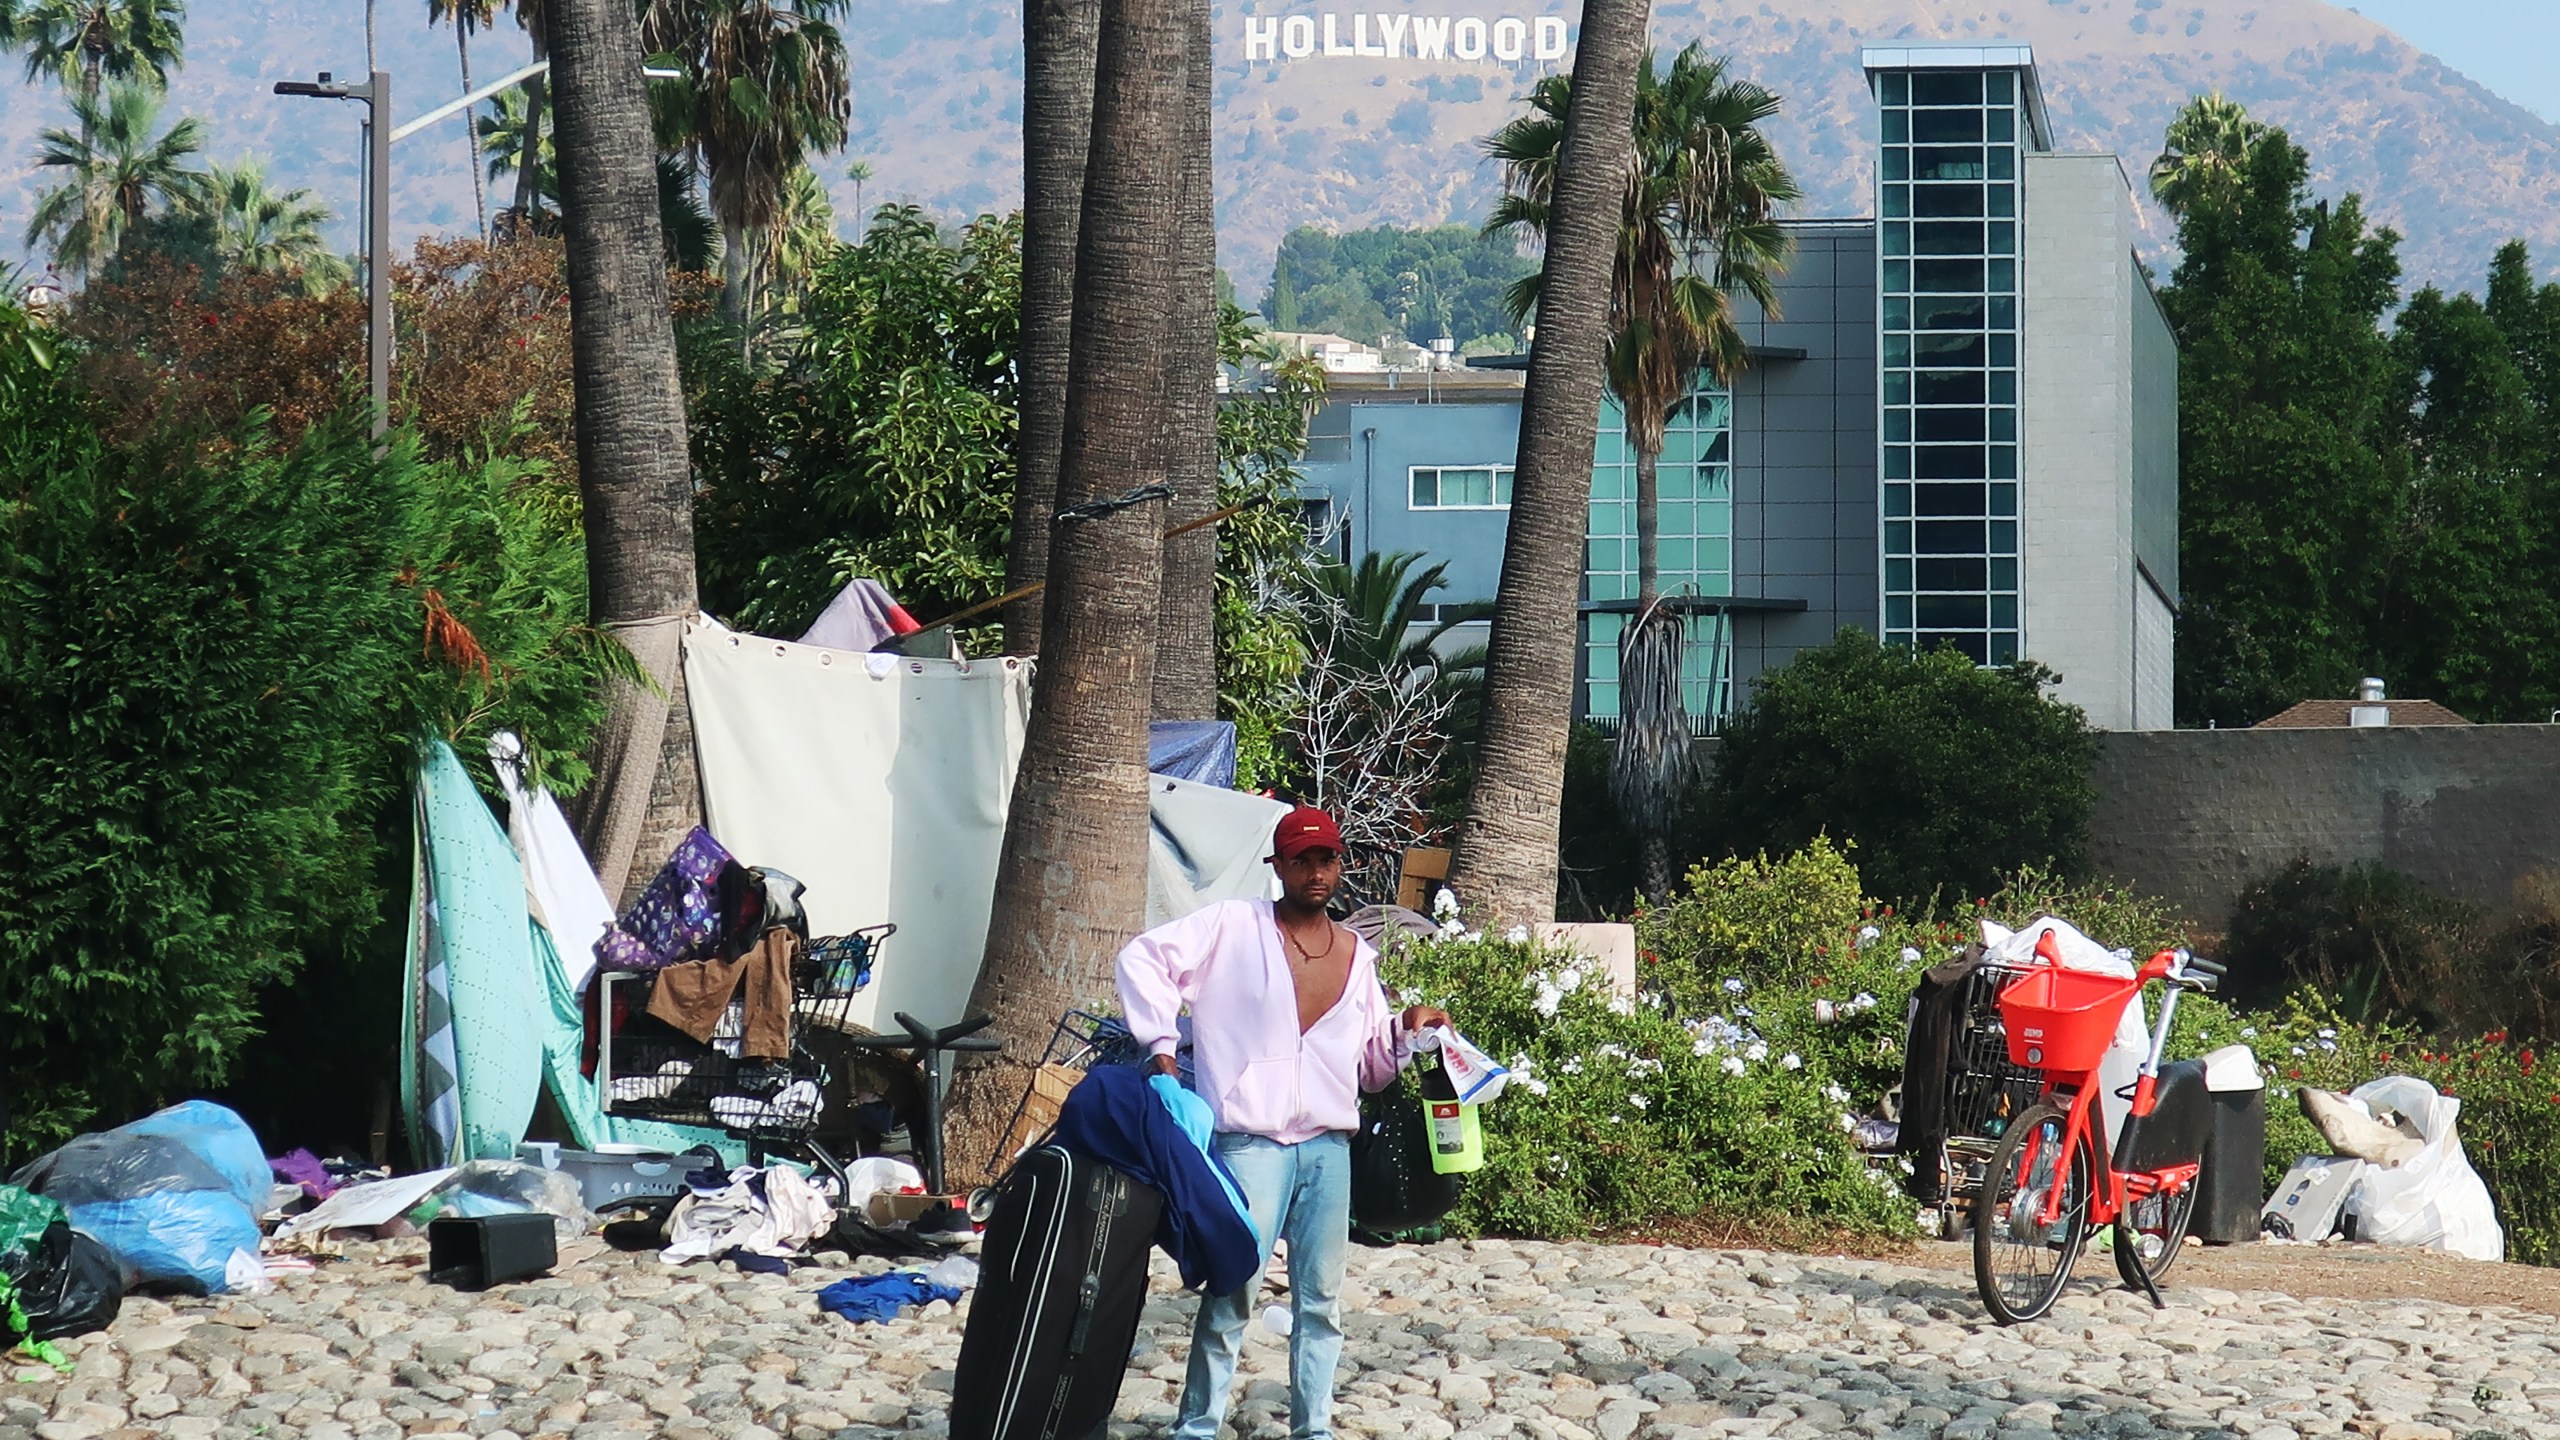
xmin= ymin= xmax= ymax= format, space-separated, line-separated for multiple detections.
xmin=1148 ymin=721 xmax=1237 ymax=790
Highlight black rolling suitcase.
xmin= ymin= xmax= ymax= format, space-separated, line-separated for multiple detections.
xmin=951 ymin=1144 xmax=1163 ymax=1440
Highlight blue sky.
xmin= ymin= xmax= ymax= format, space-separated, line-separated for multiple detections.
xmin=2336 ymin=1 xmax=2560 ymax=121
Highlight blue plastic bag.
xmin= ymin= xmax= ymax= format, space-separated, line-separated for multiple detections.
xmin=9 ymin=1101 xmax=267 ymax=1294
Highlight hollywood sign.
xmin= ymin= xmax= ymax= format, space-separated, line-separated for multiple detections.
xmin=1239 ymin=12 xmax=1571 ymax=64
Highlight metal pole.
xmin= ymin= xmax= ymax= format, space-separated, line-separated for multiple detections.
xmin=368 ymin=70 xmax=392 ymax=440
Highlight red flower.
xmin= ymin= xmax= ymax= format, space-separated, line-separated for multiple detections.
xmin=2287 ymin=1068 xmax=2302 ymax=1079
xmin=2523 ymin=1050 xmax=2537 ymax=1075
xmin=2380 ymin=1053 xmax=2395 ymax=1064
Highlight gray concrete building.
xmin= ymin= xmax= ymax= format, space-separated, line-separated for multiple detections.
xmin=1291 ymin=40 xmax=2177 ymax=730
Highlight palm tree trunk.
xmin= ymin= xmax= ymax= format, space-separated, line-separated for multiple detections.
xmin=1150 ymin=0 xmax=1218 ymax=721
xmin=457 ymin=27 xmax=489 ymax=244
xmin=544 ymin=0 xmax=701 ymax=902
xmin=719 ymin=215 xmax=752 ymax=334
xmin=1003 ymin=0 xmax=1101 ymax=657
xmin=77 ymin=56 xmax=100 ymax=285
xmin=511 ymin=66 xmax=548 ymax=233
xmin=960 ymin=0 xmax=1185 ymax=1168
xmin=1444 ymin=0 xmax=1653 ymax=927
xmin=1634 ymin=443 xmax=1661 ymax=604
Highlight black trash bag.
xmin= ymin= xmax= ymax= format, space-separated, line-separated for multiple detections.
xmin=1 ymin=1219 xmax=122 ymax=1342
xmin=1349 ymin=1083 xmax=1463 ymax=1236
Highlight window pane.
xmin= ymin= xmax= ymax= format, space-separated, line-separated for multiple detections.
xmin=1988 ymin=408 xmax=2016 ymax=442
xmin=1411 ymin=469 xmax=1438 ymax=507
xmin=1914 ymin=146 xmax=1985 ymax=181
xmin=1985 ymin=71 xmax=2013 ymax=103
xmin=1883 ymin=184 xmax=1910 ymax=218
xmin=1989 ymin=370 xmax=2016 ymax=403
xmin=1986 ymin=108 xmax=2015 ymax=143
xmin=1913 ymin=185 xmax=1985 ymax=217
xmin=1918 ymin=557 xmax=1988 ymax=591
xmin=1882 ymin=72 xmax=1909 ymax=105
xmin=1883 ymin=109 xmax=1908 ymax=143
xmin=1886 ymin=596 xmax=1913 ymax=628
xmin=1885 ymin=557 xmax=1912 ymax=591
xmin=1912 ymin=72 xmax=1980 ymax=105
xmin=1882 ymin=296 xmax=1911 ymax=331
xmin=1990 ymin=556 xmax=2017 ymax=589
xmin=1884 ymin=260 xmax=1911 ymax=292
xmin=1915 ymin=222 xmax=1984 ymax=256
xmin=1988 ymin=148 xmax=2015 ymax=181
xmin=1917 ymin=520 xmax=1987 ymax=553
xmin=1884 ymin=370 xmax=1911 ymax=404
xmin=1990 ymin=520 xmax=2018 ymax=552
xmin=1916 ymin=482 xmax=1986 ymax=516
xmin=1917 ymin=295 xmax=1987 ymax=330
xmin=1917 ymin=331 xmax=1987 ymax=366
xmin=1990 ymin=594 xmax=2018 ymax=628
xmin=1884 ymin=483 xmax=1912 ymax=518
xmin=1988 ymin=632 xmax=2018 ymax=665
xmin=1988 ymin=221 xmax=2016 ymax=256
xmin=1915 ymin=260 xmax=1987 ymax=292
xmin=1989 ymin=483 xmax=2017 ymax=518
xmin=1884 ymin=409 xmax=1911 ymax=441
xmin=1884 ymin=222 xmax=1912 ymax=257
xmin=1988 ymin=258 xmax=2016 ymax=292
xmin=1917 ymin=370 xmax=1986 ymax=405
xmin=1885 ymin=520 xmax=1912 ymax=553
xmin=1883 ymin=446 xmax=1912 ymax=480
xmin=1495 ymin=468 xmax=1514 ymax=504
xmin=1917 ymin=408 xmax=1986 ymax=442
xmin=1883 ymin=147 xmax=1910 ymax=182
xmin=1915 ymin=445 xmax=1987 ymax=479
xmin=1989 ymin=444 xmax=2018 ymax=479
xmin=1911 ymin=109 xmax=1983 ymax=144
xmin=1917 ymin=594 xmax=1988 ymax=628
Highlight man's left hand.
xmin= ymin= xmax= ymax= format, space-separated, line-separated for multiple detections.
xmin=1401 ymin=1005 xmax=1452 ymax=1032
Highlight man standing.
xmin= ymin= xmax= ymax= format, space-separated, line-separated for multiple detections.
xmin=1117 ymin=804 xmax=1449 ymax=1440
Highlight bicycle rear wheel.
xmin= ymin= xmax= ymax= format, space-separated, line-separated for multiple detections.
xmin=1972 ymin=1102 xmax=2090 ymax=1324
xmin=2111 ymin=1176 xmax=2199 ymax=1288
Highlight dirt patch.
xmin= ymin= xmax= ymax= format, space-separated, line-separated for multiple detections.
xmin=1879 ymin=1237 xmax=2560 ymax=1316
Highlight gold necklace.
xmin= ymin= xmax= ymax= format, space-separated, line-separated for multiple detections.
xmin=1284 ymin=918 xmax=1337 ymax=965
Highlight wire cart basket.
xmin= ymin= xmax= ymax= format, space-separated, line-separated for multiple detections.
xmin=983 ymin=1010 xmax=1168 ymax=1185
xmin=1926 ymin=959 xmax=2047 ymax=1228
xmin=596 ymin=923 xmax=896 ymax=1195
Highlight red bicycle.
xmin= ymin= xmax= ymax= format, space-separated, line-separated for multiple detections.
xmin=1971 ymin=933 xmax=2226 ymax=1324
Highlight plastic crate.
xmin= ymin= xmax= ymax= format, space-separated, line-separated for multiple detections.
xmin=516 ymin=1143 xmax=702 ymax=1213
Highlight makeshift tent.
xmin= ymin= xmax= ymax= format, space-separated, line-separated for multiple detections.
xmin=687 ymin=617 xmax=1034 ymax=1031
xmin=403 ymin=740 xmax=546 ymax=1167
xmin=1146 ymin=775 xmax=1285 ymax=927
xmin=1147 ymin=721 xmax=1238 ymax=790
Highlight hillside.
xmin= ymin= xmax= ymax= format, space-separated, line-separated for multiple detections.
xmin=842 ymin=0 xmax=2560 ymax=298
xmin=4 ymin=0 xmax=2557 ymax=301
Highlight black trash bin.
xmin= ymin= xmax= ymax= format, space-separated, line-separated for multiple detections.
xmin=428 ymin=1214 xmax=557 ymax=1290
xmin=2193 ymin=1070 xmax=2267 ymax=1244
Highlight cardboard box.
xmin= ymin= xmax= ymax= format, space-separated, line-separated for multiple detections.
xmin=865 ymin=1191 xmax=965 ymax=1226
xmin=997 ymin=1062 xmax=1086 ymax=1166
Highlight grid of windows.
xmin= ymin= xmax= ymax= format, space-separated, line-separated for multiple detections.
xmin=1877 ymin=67 xmax=2022 ymax=665
xmin=1584 ymin=389 xmax=1735 ymax=727
xmin=1409 ymin=464 xmax=1514 ymax=509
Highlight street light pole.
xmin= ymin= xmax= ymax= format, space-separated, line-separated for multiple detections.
xmin=276 ymin=71 xmax=393 ymax=440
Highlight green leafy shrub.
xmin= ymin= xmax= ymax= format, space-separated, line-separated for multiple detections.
xmin=0 ymin=326 xmax=610 ymax=1156
xmin=1701 ymin=631 xmax=2098 ymax=906
xmin=1378 ymin=931 xmax=1914 ymax=1241
xmin=2224 ymin=859 xmax=2480 ymax=1024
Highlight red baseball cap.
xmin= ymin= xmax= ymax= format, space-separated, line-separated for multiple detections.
xmin=1270 ymin=805 xmax=1343 ymax=861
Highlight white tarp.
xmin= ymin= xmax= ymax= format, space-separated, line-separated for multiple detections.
xmin=686 ymin=617 xmax=1032 ymax=1031
xmin=1146 ymin=775 xmax=1287 ymax=927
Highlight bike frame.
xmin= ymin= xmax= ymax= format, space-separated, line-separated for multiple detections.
xmin=2021 ymin=943 xmax=2203 ymax=1230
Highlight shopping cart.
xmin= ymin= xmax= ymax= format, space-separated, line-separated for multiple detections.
xmin=1922 ymin=959 xmax=2047 ymax=1230
xmin=596 ymin=923 xmax=896 ymax=1200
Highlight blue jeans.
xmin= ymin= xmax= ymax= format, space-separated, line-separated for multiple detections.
xmin=1173 ymin=1131 xmax=1350 ymax=1440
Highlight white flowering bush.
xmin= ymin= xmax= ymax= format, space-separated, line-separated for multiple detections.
xmin=1377 ymin=931 xmax=1913 ymax=1241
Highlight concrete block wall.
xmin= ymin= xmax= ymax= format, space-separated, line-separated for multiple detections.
xmin=2088 ymin=725 xmax=2560 ymax=929
xmin=2022 ymin=153 xmax=2139 ymax=729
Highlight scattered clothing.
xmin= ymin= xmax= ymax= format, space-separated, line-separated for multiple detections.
xmin=819 ymin=1217 xmax=944 ymax=1261
xmin=709 ymin=1081 xmax=825 ymax=1132
xmin=661 ymin=1165 xmax=834 ymax=1263
xmin=1116 ymin=898 xmax=1411 ymax=1143
xmin=645 ymin=929 xmax=796 ymax=1060
xmin=816 ymin=1271 xmax=960 ymax=1324
xmin=268 ymin=1150 xmax=340 ymax=1201
xmin=1052 ymin=1063 xmax=1261 ymax=1296
xmin=721 ymin=1248 xmax=793 ymax=1275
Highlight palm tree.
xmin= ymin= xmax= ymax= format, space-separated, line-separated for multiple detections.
xmin=753 ymin=161 xmax=835 ymax=319
xmin=844 ymin=157 xmax=871 ymax=225
xmin=541 ymin=0 xmax=700 ymax=901
xmin=2150 ymin=92 xmax=2272 ymax=218
xmin=25 ymin=81 xmax=205 ymax=278
xmin=1440 ymin=0 xmax=1649 ymax=927
xmin=1486 ymin=44 xmax=1800 ymax=901
xmin=196 ymin=156 xmax=350 ymax=291
xmin=1152 ymin=0 xmax=1218 ymax=722
xmin=428 ymin=0 xmax=497 ymax=242
xmin=1 ymin=0 xmax=186 ymax=149
xmin=639 ymin=0 xmax=851 ymax=328
xmin=967 ymin=0 xmax=1191 ymax=1152
xmin=1307 ymin=551 xmax=1489 ymax=681
xmin=478 ymin=85 xmax=554 ymax=207
xmin=657 ymin=154 xmax=720 ymax=273
xmin=504 ymin=0 xmax=549 ymax=238
xmin=1000 ymin=0 xmax=1098 ymax=656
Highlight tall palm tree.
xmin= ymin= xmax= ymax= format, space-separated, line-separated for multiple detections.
xmin=967 ymin=0 xmax=1190 ymax=1150
xmin=752 ymin=161 xmax=835 ymax=319
xmin=639 ymin=0 xmax=851 ymax=328
xmin=504 ymin=0 xmax=549 ymax=238
xmin=2150 ymin=92 xmax=2272 ymax=219
xmin=478 ymin=85 xmax=554 ymax=205
xmin=427 ymin=0 xmax=496 ymax=242
xmin=844 ymin=156 xmax=871 ymax=223
xmin=1152 ymin=0 xmax=1217 ymax=722
xmin=1441 ymin=0 xmax=1651 ymax=927
xmin=196 ymin=156 xmax=350 ymax=291
xmin=1000 ymin=0 xmax=1098 ymax=656
xmin=1486 ymin=44 xmax=1799 ymax=900
xmin=24 ymin=81 xmax=205 ymax=278
xmin=542 ymin=0 xmax=700 ymax=901
xmin=1 ymin=0 xmax=186 ymax=148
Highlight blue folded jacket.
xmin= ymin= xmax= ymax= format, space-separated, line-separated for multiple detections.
xmin=1053 ymin=1063 xmax=1261 ymax=1296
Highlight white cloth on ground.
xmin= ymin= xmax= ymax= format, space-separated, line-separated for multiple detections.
xmin=661 ymin=1164 xmax=835 ymax=1262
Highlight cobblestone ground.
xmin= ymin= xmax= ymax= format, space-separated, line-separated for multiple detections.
xmin=4 ymin=1238 xmax=2547 ymax=1440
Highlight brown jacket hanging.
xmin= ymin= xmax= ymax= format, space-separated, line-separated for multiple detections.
xmin=646 ymin=929 xmax=796 ymax=1060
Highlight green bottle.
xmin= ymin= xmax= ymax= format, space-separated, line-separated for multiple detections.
xmin=1421 ymin=1052 xmax=1484 ymax=1175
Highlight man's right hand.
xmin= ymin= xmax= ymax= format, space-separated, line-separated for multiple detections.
xmin=1148 ymin=1053 xmax=1180 ymax=1077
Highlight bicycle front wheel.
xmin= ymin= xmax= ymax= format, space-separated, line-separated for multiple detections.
xmin=1973 ymin=1102 xmax=2091 ymax=1324
xmin=2112 ymin=1174 xmax=2200 ymax=1288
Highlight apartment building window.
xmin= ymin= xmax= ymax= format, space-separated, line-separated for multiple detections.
xmin=1410 ymin=464 xmax=1514 ymax=509
xmin=1876 ymin=65 xmax=2024 ymax=665
xmin=1584 ymin=387 xmax=1736 ymax=728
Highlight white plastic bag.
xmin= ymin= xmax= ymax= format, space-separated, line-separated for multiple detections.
xmin=2342 ymin=1076 xmax=2503 ymax=1262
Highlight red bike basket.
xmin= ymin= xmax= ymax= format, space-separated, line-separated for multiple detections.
xmin=1997 ymin=965 xmax=2139 ymax=1072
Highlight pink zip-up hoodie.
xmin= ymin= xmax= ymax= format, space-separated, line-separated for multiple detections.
xmin=1115 ymin=898 xmax=1411 ymax=1144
